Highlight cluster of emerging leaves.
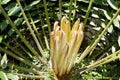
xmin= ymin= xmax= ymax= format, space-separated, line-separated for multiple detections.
xmin=0 ymin=0 xmax=120 ymax=79
xmin=50 ymin=16 xmax=84 ymax=77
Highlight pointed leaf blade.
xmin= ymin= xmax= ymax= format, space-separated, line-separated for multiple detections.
xmin=107 ymin=0 xmax=118 ymax=10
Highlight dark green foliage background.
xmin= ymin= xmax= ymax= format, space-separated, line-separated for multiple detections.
xmin=0 ymin=0 xmax=120 ymax=79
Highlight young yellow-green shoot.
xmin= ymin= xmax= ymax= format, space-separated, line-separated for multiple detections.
xmin=50 ymin=16 xmax=84 ymax=76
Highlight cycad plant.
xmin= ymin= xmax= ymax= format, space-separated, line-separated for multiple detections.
xmin=0 ymin=0 xmax=120 ymax=80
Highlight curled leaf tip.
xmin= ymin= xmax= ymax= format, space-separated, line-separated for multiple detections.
xmin=54 ymin=21 xmax=59 ymax=31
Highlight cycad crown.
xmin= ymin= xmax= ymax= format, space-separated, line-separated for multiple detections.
xmin=50 ymin=16 xmax=84 ymax=76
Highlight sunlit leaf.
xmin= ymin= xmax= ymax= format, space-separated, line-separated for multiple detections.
xmin=103 ymin=10 xmax=111 ymax=20
xmin=118 ymin=36 xmax=120 ymax=47
xmin=101 ymin=22 xmax=106 ymax=28
xmin=8 ymin=5 xmax=20 ymax=16
xmin=107 ymin=25 xmax=113 ymax=33
xmin=78 ymin=0 xmax=89 ymax=3
xmin=63 ymin=3 xmax=69 ymax=7
xmin=91 ymin=13 xmax=99 ymax=18
xmin=116 ymin=15 xmax=120 ymax=21
xmin=32 ymin=19 xmax=40 ymax=24
xmin=112 ymin=46 xmax=116 ymax=53
xmin=0 ymin=0 xmax=10 ymax=5
xmin=1 ymin=54 xmax=7 ymax=69
xmin=30 ymin=0 xmax=41 ymax=6
xmin=7 ymin=73 xmax=19 ymax=80
xmin=107 ymin=0 xmax=118 ymax=10
xmin=99 ymin=9 xmax=111 ymax=20
xmin=90 ymin=21 xmax=96 ymax=27
xmin=64 ymin=10 xmax=69 ymax=13
xmin=24 ymin=0 xmax=41 ymax=11
xmin=0 ymin=71 xmax=8 ymax=80
xmin=113 ymin=18 xmax=120 ymax=29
